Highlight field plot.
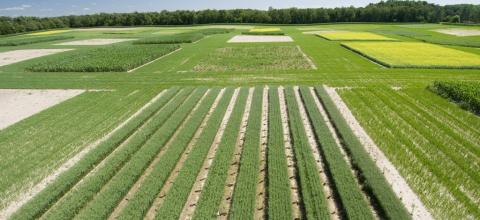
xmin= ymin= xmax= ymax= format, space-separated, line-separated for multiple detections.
xmin=435 ymin=28 xmax=480 ymax=37
xmin=342 ymin=42 xmax=480 ymax=69
xmin=134 ymin=33 xmax=204 ymax=44
xmin=0 ymin=49 xmax=72 ymax=67
xmin=243 ymin=28 xmax=284 ymax=35
xmin=193 ymin=46 xmax=314 ymax=72
xmin=27 ymin=44 xmax=180 ymax=72
xmin=228 ymin=35 xmax=293 ymax=43
xmin=317 ymin=31 xmax=396 ymax=41
xmin=0 ymin=89 xmax=84 ymax=130
xmin=26 ymin=30 xmax=71 ymax=36
xmin=3 ymin=86 xmax=419 ymax=220
xmin=340 ymin=87 xmax=480 ymax=219
xmin=55 ymin=38 xmax=135 ymax=45
xmin=0 ymin=36 xmax=74 ymax=46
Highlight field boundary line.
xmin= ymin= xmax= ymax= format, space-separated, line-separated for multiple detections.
xmin=293 ymin=86 xmax=340 ymax=219
xmin=144 ymin=88 xmax=226 ymax=220
xmin=323 ymin=85 xmax=433 ymax=220
xmin=108 ymin=89 xmax=212 ymax=220
xmin=127 ymin=48 xmax=183 ymax=73
xmin=217 ymin=87 xmax=254 ymax=219
xmin=278 ymin=86 xmax=302 ymax=219
xmin=0 ymin=89 xmax=168 ymax=220
xmin=255 ymin=86 xmax=268 ymax=219
xmin=296 ymin=45 xmax=317 ymax=70
xmin=179 ymin=88 xmax=242 ymax=220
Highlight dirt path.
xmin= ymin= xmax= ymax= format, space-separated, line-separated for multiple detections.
xmin=255 ymin=87 xmax=268 ymax=219
xmin=293 ymin=86 xmax=340 ymax=219
xmin=323 ymin=85 xmax=433 ymax=220
xmin=296 ymin=46 xmax=317 ymax=70
xmin=0 ymin=89 xmax=167 ymax=220
xmin=217 ymin=88 xmax=255 ymax=219
xmin=144 ymin=89 xmax=226 ymax=220
xmin=177 ymin=88 xmax=241 ymax=220
xmin=108 ymin=89 xmax=212 ymax=220
xmin=277 ymin=87 xmax=302 ymax=219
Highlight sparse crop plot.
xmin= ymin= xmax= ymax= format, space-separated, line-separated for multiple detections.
xmin=55 ymin=38 xmax=135 ymax=45
xmin=317 ymin=31 xmax=396 ymax=41
xmin=435 ymin=28 xmax=480 ymax=37
xmin=0 ymin=49 xmax=72 ymax=67
xmin=27 ymin=44 xmax=180 ymax=72
xmin=342 ymin=42 xmax=480 ymax=69
xmin=193 ymin=46 xmax=313 ymax=72
xmin=227 ymin=35 xmax=293 ymax=43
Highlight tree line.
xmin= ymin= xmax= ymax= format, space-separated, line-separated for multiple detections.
xmin=1 ymin=0 xmax=479 ymax=35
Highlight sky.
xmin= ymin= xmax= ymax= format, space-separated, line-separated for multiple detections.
xmin=0 ymin=0 xmax=479 ymax=17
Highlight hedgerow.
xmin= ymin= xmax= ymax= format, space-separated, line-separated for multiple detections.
xmin=430 ymin=81 xmax=480 ymax=115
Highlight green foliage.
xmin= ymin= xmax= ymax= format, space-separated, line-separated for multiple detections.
xmin=27 ymin=44 xmax=180 ymax=72
xmin=430 ymin=81 xmax=480 ymax=115
xmin=0 ymin=35 xmax=73 ymax=46
xmin=134 ymin=32 xmax=204 ymax=44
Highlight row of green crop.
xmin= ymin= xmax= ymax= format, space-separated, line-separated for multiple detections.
xmin=37 ymin=88 xmax=197 ymax=220
xmin=265 ymin=87 xmax=293 ymax=219
xmin=9 ymin=88 xmax=181 ymax=220
xmin=299 ymin=86 xmax=374 ymax=219
xmin=0 ymin=35 xmax=73 ymax=46
xmin=283 ymin=87 xmax=330 ymax=219
xmin=116 ymin=88 xmax=227 ymax=220
xmin=315 ymin=86 xmax=411 ymax=219
xmin=430 ymin=81 xmax=480 ymax=115
xmin=134 ymin=28 xmax=233 ymax=44
xmin=229 ymin=87 xmax=264 ymax=220
xmin=27 ymin=44 xmax=180 ymax=72
xmin=72 ymin=88 xmax=210 ymax=220
xmin=191 ymin=88 xmax=248 ymax=219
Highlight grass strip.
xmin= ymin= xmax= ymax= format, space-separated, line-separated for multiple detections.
xmin=134 ymin=32 xmax=204 ymax=44
xmin=315 ymin=86 xmax=411 ymax=220
xmin=284 ymin=87 xmax=330 ymax=219
xmin=229 ymin=87 xmax=263 ymax=219
xmin=265 ymin=87 xmax=293 ymax=220
xmin=9 ymin=88 xmax=180 ymax=220
xmin=114 ymin=88 xmax=225 ymax=220
xmin=29 ymin=88 xmax=193 ymax=220
xmin=0 ymin=36 xmax=73 ymax=46
xmin=73 ymin=88 xmax=211 ymax=219
xmin=299 ymin=86 xmax=374 ymax=219
xmin=27 ymin=44 xmax=180 ymax=72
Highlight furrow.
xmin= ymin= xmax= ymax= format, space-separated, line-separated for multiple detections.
xmin=255 ymin=86 xmax=268 ymax=219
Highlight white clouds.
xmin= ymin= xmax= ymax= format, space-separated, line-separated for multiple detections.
xmin=0 ymin=4 xmax=32 ymax=11
xmin=83 ymin=8 xmax=91 ymax=11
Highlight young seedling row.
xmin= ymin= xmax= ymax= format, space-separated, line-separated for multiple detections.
xmin=8 ymin=86 xmax=417 ymax=220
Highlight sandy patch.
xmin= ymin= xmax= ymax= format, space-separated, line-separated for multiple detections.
xmin=435 ymin=29 xmax=480 ymax=37
xmin=0 ymin=49 xmax=71 ymax=67
xmin=55 ymin=38 xmax=135 ymax=46
xmin=228 ymin=35 xmax=293 ymax=43
xmin=0 ymin=89 xmax=84 ymax=131
xmin=323 ymin=85 xmax=433 ymax=220
xmin=255 ymin=87 xmax=268 ymax=219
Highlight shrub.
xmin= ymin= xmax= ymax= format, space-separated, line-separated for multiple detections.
xmin=430 ymin=81 xmax=480 ymax=115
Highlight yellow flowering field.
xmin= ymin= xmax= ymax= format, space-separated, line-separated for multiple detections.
xmin=27 ymin=30 xmax=71 ymax=36
xmin=318 ymin=31 xmax=395 ymax=41
xmin=342 ymin=42 xmax=480 ymax=69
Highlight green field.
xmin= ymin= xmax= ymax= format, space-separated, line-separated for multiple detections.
xmin=0 ymin=23 xmax=479 ymax=220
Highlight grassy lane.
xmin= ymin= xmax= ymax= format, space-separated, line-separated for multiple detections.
xmin=9 ymin=88 xmax=180 ymax=220
xmin=229 ymin=87 xmax=263 ymax=219
xmin=115 ymin=88 xmax=227 ymax=220
xmin=315 ymin=86 xmax=410 ymax=220
xmin=283 ymin=87 xmax=330 ymax=219
xmin=26 ymin=88 xmax=193 ymax=220
xmin=265 ymin=87 xmax=293 ymax=220
xmin=191 ymin=88 xmax=249 ymax=219
xmin=299 ymin=86 xmax=374 ymax=219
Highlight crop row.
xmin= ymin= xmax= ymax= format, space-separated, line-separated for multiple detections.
xmin=134 ymin=28 xmax=233 ymax=44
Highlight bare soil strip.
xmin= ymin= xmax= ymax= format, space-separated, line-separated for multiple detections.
xmin=127 ymin=48 xmax=183 ymax=73
xmin=228 ymin=35 xmax=294 ymax=43
xmin=277 ymin=87 xmax=302 ymax=220
xmin=217 ymin=88 xmax=255 ymax=219
xmin=255 ymin=87 xmax=269 ymax=219
xmin=435 ymin=29 xmax=480 ymax=37
xmin=178 ymin=88 xmax=241 ymax=220
xmin=108 ymin=89 xmax=212 ymax=220
xmin=296 ymin=46 xmax=317 ymax=70
xmin=0 ymin=90 xmax=167 ymax=220
xmin=0 ymin=49 xmax=72 ymax=67
xmin=323 ymin=85 xmax=433 ymax=220
xmin=309 ymin=87 xmax=379 ymax=219
xmin=55 ymin=38 xmax=135 ymax=46
xmin=293 ymin=86 xmax=340 ymax=219
xmin=143 ymin=89 xmax=226 ymax=220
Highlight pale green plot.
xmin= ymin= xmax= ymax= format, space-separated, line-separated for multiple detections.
xmin=318 ymin=31 xmax=396 ymax=41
